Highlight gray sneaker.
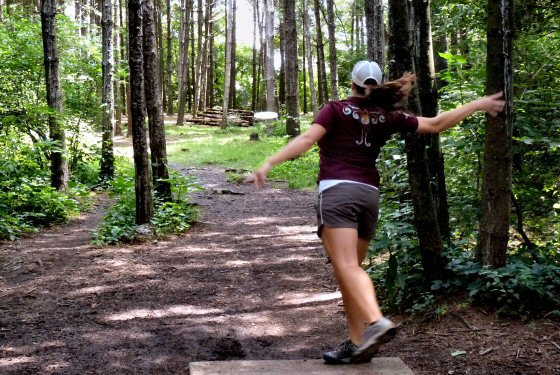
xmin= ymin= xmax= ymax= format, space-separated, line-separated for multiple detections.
xmin=352 ymin=317 xmax=397 ymax=362
xmin=323 ymin=339 xmax=373 ymax=365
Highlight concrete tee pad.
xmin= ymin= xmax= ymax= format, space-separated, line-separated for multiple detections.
xmin=190 ymin=358 xmax=415 ymax=375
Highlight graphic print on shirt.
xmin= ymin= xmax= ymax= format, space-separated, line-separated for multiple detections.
xmin=342 ymin=104 xmax=386 ymax=147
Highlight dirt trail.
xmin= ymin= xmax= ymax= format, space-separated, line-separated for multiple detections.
xmin=1 ymin=166 xmax=559 ymax=375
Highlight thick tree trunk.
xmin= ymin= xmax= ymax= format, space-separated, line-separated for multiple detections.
xmin=313 ymin=0 xmax=328 ymax=106
xmin=143 ymin=0 xmax=171 ymax=201
xmin=100 ymin=0 xmax=115 ymax=181
xmin=41 ymin=0 xmax=69 ymax=191
xmin=388 ymin=0 xmax=445 ymax=282
xmin=325 ymin=0 xmax=338 ymax=99
xmin=284 ymin=0 xmax=300 ymax=137
xmin=128 ymin=0 xmax=153 ymax=224
xmin=477 ymin=0 xmax=514 ymax=267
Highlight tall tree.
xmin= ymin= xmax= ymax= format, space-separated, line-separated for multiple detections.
xmin=477 ymin=0 xmax=514 ymax=267
xmin=388 ymin=0 xmax=445 ymax=282
xmin=176 ymin=0 xmax=191 ymax=125
xmin=283 ymin=0 xmax=300 ymax=137
xmin=228 ymin=0 xmax=237 ymax=109
xmin=222 ymin=0 xmax=234 ymax=128
xmin=365 ymin=0 xmax=384 ymax=67
xmin=413 ymin=0 xmax=450 ymax=239
xmin=41 ymin=0 xmax=69 ymax=191
xmin=313 ymin=0 xmax=328 ymax=105
xmin=302 ymin=0 xmax=318 ymax=116
xmin=114 ymin=0 xmax=123 ymax=136
xmin=128 ymin=0 xmax=153 ymax=224
xmin=264 ymin=0 xmax=276 ymax=111
xmin=165 ymin=0 xmax=173 ymax=114
xmin=144 ymin=0 xmax=171 ymax=201
xmin=325 ymin=0 xmax=338 ymax=99
xmin=100 ymin=0 xmax=115 ymax=181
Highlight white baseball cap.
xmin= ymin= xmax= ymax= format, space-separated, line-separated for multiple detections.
xmin=351 ymin=60 xmax=383 ymax=87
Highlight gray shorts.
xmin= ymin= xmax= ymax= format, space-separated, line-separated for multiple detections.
xmin=315 ymin=182 xmax=380 ymax=239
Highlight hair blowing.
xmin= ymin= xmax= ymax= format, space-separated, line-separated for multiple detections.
xmin=367 ymin=72 xmax=416 ymax=111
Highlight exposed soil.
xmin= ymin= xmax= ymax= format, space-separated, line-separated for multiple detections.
xmin=1 ymin=165 xmax=559 ymax=375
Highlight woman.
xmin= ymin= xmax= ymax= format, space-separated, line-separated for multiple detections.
xmin=247 ymin=60 xmax=505 ymax=364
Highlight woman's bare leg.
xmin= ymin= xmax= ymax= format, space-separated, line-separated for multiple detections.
xmin=321 ymin=227 xmax=382 ymax=345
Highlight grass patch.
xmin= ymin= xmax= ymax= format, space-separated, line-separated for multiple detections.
xmin=166 ymin=121 xmax=319 ymax=189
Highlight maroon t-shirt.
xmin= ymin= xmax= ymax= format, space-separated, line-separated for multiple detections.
xmin=314 ymin=96 xmax=419 ymax=187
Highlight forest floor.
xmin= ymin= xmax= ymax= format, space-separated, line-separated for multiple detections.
xmin=1 ymin=164 xmax=560 ymax=374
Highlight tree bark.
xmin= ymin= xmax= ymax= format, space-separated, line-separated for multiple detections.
xmin=100 ymin=0 xmax=115 ymax=181
xmin=222 ymin=0 xmax=234 ymax=128
xmin=413 ymin=0 xmax=450 ymax=240
xmin=165 ymin=0 xmax=173 ymax=114
xmin=128 ymin=0 xmax=153 ymax=224
xmin=388 ymin=0 xmax=445 ymax=282
xmin=313 ymin=0 xmax=328 ymax=106
xmin=283 ymin=0 xmax=300 ymax=137
xmin=114 ymin=0 xmax=123 ymax=136
xmin=365 ymin=0 xmax=384 ymax=67
xmin=302 ymin=0 xmax=318 ymax=116
xmin=41 ymin=0 xmax=69 ymax=191
xmin=264 ymin=0 xmax=276 ymax=111
xmin=176 ymin=0 xmax=191 ymax=125
xmin=477 ymin=0 xmax=514 ymax=267
xmin=325 ymin=0 xmax=338 ymax=99
xmin=143 ymin=0 xmax=171 ymax=201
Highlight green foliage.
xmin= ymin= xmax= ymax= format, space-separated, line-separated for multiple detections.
xmin=92 ymin=166 xmax=202 ymax=246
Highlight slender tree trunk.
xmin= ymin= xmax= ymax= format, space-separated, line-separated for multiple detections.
xmin=128 ymin=0 xmax=153 ymax=224
xmin=197 ymin=0 xmax=211 ymax=112
xmin=413 ymin=0 xmax=450 ymax=240
xmin=114 ymin=0 xmax=123 ymax=135
xmin=228 ymin=0 xmax=237 ymax=109
xmin=303 ymin=0 xmax=317 ymax=116
xmin=325 ymin=0 xmax=338 ymax=99
xmin=388 ymin=0 xmax=445 ymax=282
xmin=477 ymin=0 xmax=514 ymax=267
xmin=143 ymin=0 xmax=171 ymax=201
xmin=222 ymin=0 xmax=233 ymax=128
xmin=166 ymin=0 xmax=173 ymax=114
xmin=264 ymin=0 xmax=276 ymax=111
xmin=100 ymin=0 xmax=115 ymax=181
xmin=176 ymin=0 xmax=191 ymax=125
xmin=251 ymin=0 xmax=258 ymax=111
xmin=365 ymin=0 xmax=384 ymax=67
xmin=41 ymin=0 xmax=69 ymax=191
xmin=313 ymin=0 xmax=328 ymax=106
xmin=284 ymin=0 xmax=300 ymax=137
xmin=156 ymin=0 xmax=165 ymax=112
xmin=278 ymin=17 xmax=286 ymax=106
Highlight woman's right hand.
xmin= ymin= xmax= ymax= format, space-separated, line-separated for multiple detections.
xmin=245 ymin=161 xmax=273 ymax=189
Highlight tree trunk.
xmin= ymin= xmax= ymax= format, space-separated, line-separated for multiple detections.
xmin=222 ymin=0 xmax=233 ymax=128
xmin=114 ymin=0 xmax=123 ymax=136
xmin=303 ymin=0 xmax=318 ymax=116
xmin=325 ymin=0 xmax=338 ymax=100
xmin=143 ymin=0 xmax=171 ymax=201
xmin=176 ymin=0 xmax=191 ymax=125
xmin=313 ymin=0 xmax=328 ymax=106
xmin=41 ymin=0 xmax=69 ymax=191
xmin=228 ymin=0 xmax=237 ymax=109
xmin=477 ymin=0 xmax=514 ymax=267
xmin=264 ymin=0 xmax=276 ymax=111
xmin=100 ymin=0 xmax=115 ymax=181
xmin=251 ymin=0 xmax=258 ymax=111
xmin=388 ymin=0 xmax=445 ymax=282
xmin=196 ymin=0 xmax=211 ymax=112
xmin=284 ymin=0 xmax=300 ymax=137
xmin=413 ymin=0 xmax=450 ymax=240
xmin=365 ymin=0 xmax=384 ymax=67
xmin=166 ymin=0 xmax=173 ymax=114
xmin=128 ymin=0 xmax=153 ymax=224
